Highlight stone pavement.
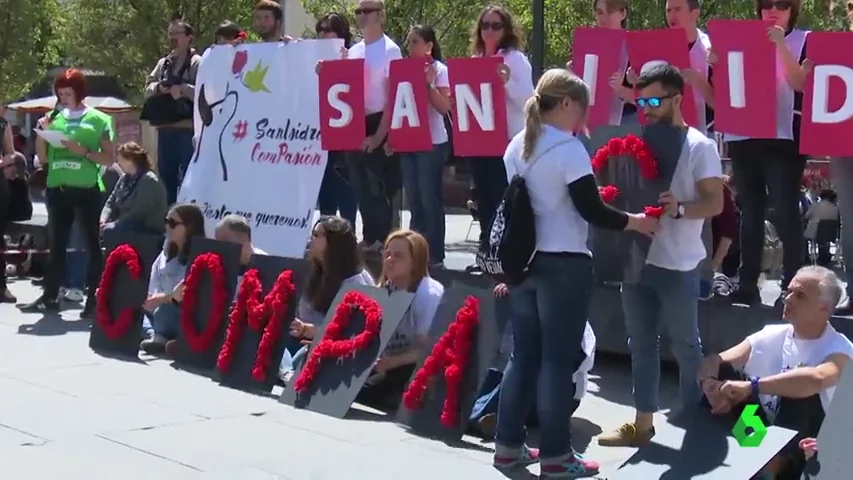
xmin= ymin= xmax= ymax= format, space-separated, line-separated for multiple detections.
xmin=0 ymin=280 xmax=683 ymax=479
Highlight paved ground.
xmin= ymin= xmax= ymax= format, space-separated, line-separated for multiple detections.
xmin=0 ymin=207 xmax=683 ymax=479
xmin=1 ymin=285 xmax=684 ymax=480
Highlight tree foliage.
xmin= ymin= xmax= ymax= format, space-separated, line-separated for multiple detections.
xmin=0 ymin=0 xmax=64 ymax=102
xmin=1 ymin=0 xmax=849 ymax=104
xmin=303 ymin=0 xmax=849 ymax=70
xmin=58 ymin=0 xmax=258 ymax=103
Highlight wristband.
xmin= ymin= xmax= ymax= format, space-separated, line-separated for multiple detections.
xmin=750 ymin=377 xmax=761 ymax=400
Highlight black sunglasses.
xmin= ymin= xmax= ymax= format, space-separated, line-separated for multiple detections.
xmin=760 ymin=0 xmax=792 ymax=10
xmin=636 ymin=94 xmax=675 ymax=109
xmin=480 ymin=21 xmax=505 ymax=31
xmin=164 ymin=217 xmax=183 ymax=229
xmin=354 ymin=7 xmax=382 ymax=15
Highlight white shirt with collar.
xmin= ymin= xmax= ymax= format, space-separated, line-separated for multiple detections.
xmin=348 ymin=34 xmax=403 ymax=115
xmin=475 ymin=48 xmax=534 ymax=140
xmin=645 ymin=127 xmax=723 ymax=271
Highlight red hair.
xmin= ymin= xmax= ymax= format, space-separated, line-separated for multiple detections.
xmin=53 ymin=69 xmax=87 ymax=102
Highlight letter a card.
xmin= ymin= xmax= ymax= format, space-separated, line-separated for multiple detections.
xmin=396 ymin=285 xmax=501 ymax=442
xmin=279 ymin=285 xmax=414 ymax=419
xmin=386 ymin=58 xmax=432 ymax=152
xmin=215 ymin=255 xmax=309 ymax=394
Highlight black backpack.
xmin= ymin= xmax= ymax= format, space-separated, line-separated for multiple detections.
xmin=475 ymin=140 xmax=572 ymax=285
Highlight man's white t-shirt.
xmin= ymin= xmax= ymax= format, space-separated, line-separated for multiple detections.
xmin=646 ymin=127 xmax=723 ymax=271
xmin=745 ymin=323 xmax=853 ymax=419
xmin=348 ymin=35 xmax=403 ymax=115
xmin=504 ymin=125 xmax=592 ymax=254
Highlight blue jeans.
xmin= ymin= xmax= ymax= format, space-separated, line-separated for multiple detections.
xmin=279 ymin=344 xmax=308 ymax=372
xmin=469 ymin=157 xmax=509 ymax=245
xmin=318 ymin=151 xmax=358 ymax=226
xmin=495 ymin=253 xmax=593 ymax=460
xmin=141 ymin=303 xmax=181 ymax=339
xmin=157 ymin=128 xmax=194 ymax=206
xmin=621 ymin=264 xmax=703 ymax=413
xmin=64 ymin=219 xmax=87 ymax=290
xmin=830 ymin=158 xmax=853 ymax=297
xmin=401 ymin=143 xmax=448 ymax=263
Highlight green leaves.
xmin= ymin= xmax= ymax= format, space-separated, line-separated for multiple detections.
xmin=0 ymin=0 xmax=63 ymax=102
xmin=243 ymin=61 xmax=271 ymax=93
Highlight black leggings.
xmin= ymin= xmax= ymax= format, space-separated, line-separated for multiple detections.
xmin=356 ymin=364 xmax=415 ymax=409
xmin=703 ymin=363 xmax=824 ymax=479
xmin=44 ymin=186 xmax=104 ymax=300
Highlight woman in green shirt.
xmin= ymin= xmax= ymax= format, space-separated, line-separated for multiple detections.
xmin=21 ymin=69 xmax=115 ymax=315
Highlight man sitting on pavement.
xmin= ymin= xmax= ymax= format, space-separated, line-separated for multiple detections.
xmin=214 ymin=214 xmax=267 ymax=269
xmin=697 ymin=265 xmax=853 ymax=478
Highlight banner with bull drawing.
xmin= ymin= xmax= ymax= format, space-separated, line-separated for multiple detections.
xmin=179 ymin=40 xmax=345 ymax=258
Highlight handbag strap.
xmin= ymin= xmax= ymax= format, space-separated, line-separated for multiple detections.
xmin=519 ymin=138 xmax=574 ymax=179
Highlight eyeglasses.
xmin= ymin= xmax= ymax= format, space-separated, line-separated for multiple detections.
xmin=760 ymin=0 xmax=792 ymax=11
xmin=636 ymin=95 xmax=674 ymax=109
xmin=354 ymin=7 xmax=382 ymax=15
xmin=480 ymin=21 xmax=504 ymax=31
xmin=164 ymin=217 xmax=183 ymax=229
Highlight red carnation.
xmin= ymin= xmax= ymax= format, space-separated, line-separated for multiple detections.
xmin=644 ymin=206 xmax=665 ymax=218
xmin=598 ymin=185 xmax=620 ymax=204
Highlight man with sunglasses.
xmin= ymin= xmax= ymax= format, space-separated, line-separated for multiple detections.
xmin=598 ymin=64 xmax=724 ymax=448
xmin=343 ymin=0 xmax=403 ymax=253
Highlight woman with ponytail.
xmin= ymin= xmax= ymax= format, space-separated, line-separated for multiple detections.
xmin=492 ymin=69 xmax=658 ymax=477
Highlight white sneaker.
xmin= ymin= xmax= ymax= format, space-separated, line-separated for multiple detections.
xmin=64 ymin=288 xmax=85 ymax=302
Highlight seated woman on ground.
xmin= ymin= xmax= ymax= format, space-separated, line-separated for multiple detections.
xmin=100 ymin=142 xmax=168 ymax=236
xmin=279 ymin=216 xmax=374 ymax=381
xmin=356 ymin=229 xmax=445 ymax=409
xmin=139 ymin=203 xmax=206 ymax=354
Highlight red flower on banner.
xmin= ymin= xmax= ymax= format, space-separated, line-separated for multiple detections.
xmin=292 ymin=290 xmax=383 ymax=393
xmin=591 ymin=134 xmax=659 ymax=180
xmin=402 ymin=296 xmax=480 ymax=428
xmin=217 ymin=269 xmax=297 ymax=381
xmin=180 ymin=253 xmax=229 ymax=352
xmin=96 ymin=244 xmax=142 ymax=340
xmin=598 ymin=185 xmax=620 ymax=204
xmin=232 ymin=50 xmax=248 ymax=75
xmin=592 ymin=134 xmax=663 ymax=216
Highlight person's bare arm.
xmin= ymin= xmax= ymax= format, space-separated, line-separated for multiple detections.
xmin=428 ymin=86 xmax=451 ymax=115
xmin=684 ymin=176 xmax=724 ymax=219
xmin=698 ymin=339 xmax=752 ymax=382
xmin=2 ymin=124 xmax=14 ymax=155
xmin=35 ymin=137 xmax=47 ymax=169
xmin=758 ymin=353 xmax=850 ymax=399
xmin=87 ymin=132 xmax=115 ymax=166
xmin=712 ymin=237 xmax=733 ymax=270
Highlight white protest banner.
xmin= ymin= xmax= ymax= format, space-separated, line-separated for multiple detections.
xmin=180 ymin=40 xmax=344 ymax=258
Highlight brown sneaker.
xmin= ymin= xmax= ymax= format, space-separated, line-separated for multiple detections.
xmin=477 ymin=413 xmax=497 ymax=439
xmin=597 ymin=423 xmax=655 ymax=447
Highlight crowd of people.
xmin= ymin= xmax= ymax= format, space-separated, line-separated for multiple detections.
xmin=1 ymin=0 xmax=852 ymax=478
